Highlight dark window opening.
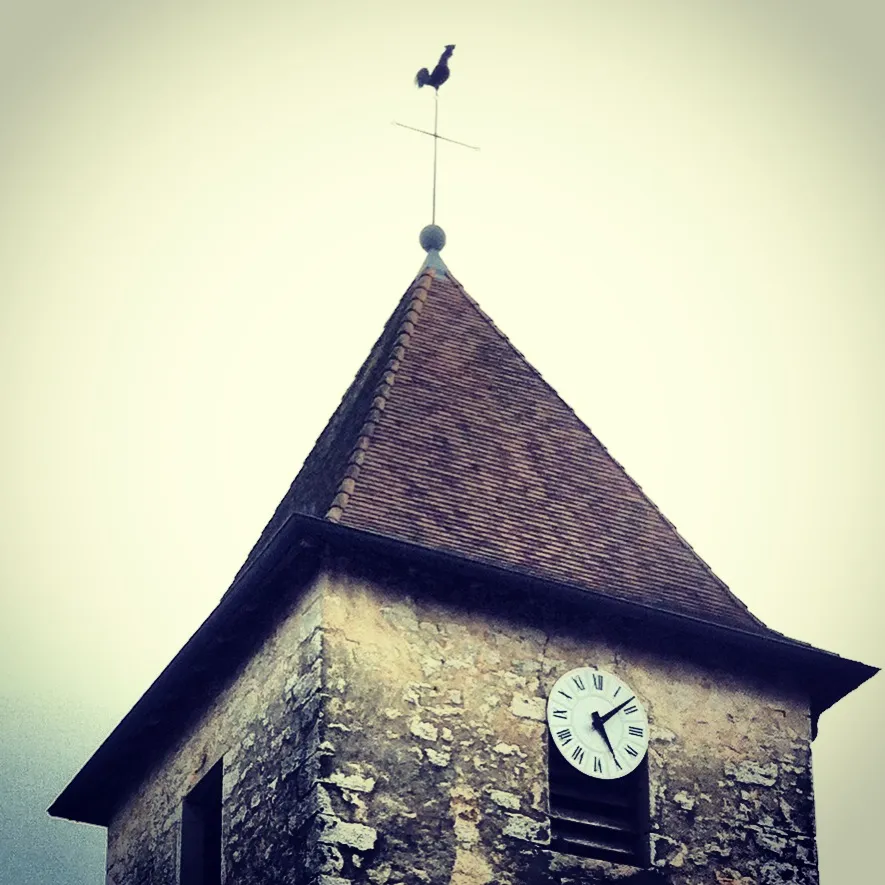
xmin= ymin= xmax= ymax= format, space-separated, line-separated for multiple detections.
xmin=548 ymin=735 xmax=649 ymax=866
xmin=180 ymin=760 xmax=222 ymax=885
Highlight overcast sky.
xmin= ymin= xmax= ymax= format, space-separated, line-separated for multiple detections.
xmin=1 ymin=2 xmax=883 ymax=882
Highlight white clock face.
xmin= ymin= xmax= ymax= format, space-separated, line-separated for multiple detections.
xmin=547 ymin=667 xmax=649 ymax=780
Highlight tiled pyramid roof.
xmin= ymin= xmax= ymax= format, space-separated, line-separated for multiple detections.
xmin=243 ymin=262 xmax=768 ymax=633
xmin=48 ymin=249 xmax=877 ymax=828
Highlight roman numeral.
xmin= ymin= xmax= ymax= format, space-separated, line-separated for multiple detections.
xmin=557 ymin=690 xmax=573 ymax=700
xmin=552 ymin=708 xmax=568 ymax=720
xmin=625 ymin=745 xmax=639 ymax=757
xmin=592 ymin=673 xmax=604 ymax=691
xmin=593 ymin=756 xmax=603 ymax=773
xmin=613 ymin=686 xmax=621 ymax=698
xmin=571 ymin=675 xmax=585 ymax=691
xmin=624 ymin=705 xmax=638 ymax=715
xmin=628 ymin=726 xmax=644 ymax=737
xmin=556 ymin=728 xmax=573 ymax=745
xmin=571 ymin=745 xmax=585 ymax=765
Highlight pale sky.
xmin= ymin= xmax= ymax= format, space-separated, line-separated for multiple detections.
xmin=1 ymin=2 xmax=883 ymax=882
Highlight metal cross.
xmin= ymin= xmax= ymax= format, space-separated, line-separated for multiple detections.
xmin=394 ymin=91 xmax=479 ymax=225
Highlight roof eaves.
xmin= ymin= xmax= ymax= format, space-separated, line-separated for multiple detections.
xmin=310 ymin=516 xmax=877 ymax=718
xmin=48 ymin=509 xmax=878 ymax=826
xmin=48 ymin=515 xmax=322 ymax=826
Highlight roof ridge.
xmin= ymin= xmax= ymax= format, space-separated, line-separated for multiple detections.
xmin=325 ymin=269 xmax=435 ymax=523
xmin=442 ymin=272 xmax=767 ymax=629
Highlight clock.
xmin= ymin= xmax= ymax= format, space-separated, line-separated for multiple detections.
xmin=547 ymin=667 xmax=649 ymax=780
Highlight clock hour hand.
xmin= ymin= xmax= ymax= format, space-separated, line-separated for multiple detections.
xmin=597 ymin=695 xmax=635 ymax=726
xmin=591 ymin=711 xmax=622 ymax=769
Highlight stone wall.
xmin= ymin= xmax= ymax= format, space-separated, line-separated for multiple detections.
xmin=104 ymin=556 xmax=818 ymax=885
xmin=320 ymin=563 xmax=818 ymax=885
xmin=105 ymin=571 xmax=328 ymax=885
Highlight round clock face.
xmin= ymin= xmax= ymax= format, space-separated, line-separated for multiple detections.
xmin=547 ymin=667 xmax=649 ymax=780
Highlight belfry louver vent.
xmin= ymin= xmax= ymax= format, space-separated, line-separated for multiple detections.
xmin=548 ymin=736 xmax=649 ymax=865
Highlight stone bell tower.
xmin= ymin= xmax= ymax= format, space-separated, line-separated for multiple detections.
xmin=50 ymin=228 xmax=876 ymax=885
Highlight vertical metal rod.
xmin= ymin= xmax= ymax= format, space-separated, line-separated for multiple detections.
xmin=432 ymin=91 xmax=439 ymax=224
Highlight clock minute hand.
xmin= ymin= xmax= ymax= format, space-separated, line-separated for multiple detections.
xmin=597 ymin=695 xmax=635 ymax=726
xmin=591 ymin=711 xmax=622 ymax=769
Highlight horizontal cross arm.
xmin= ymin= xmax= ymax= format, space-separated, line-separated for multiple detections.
xmin=392 ymin=121 xmax=480 ymax=151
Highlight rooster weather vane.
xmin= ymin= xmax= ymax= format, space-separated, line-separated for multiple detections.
xmin=415 ymin=44 xmax=455 ymax=91
xmin=394 ymin=44 xmax=478 ymax=226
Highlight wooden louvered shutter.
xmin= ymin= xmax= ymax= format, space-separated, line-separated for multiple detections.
xmin=548 ymin=735 xmax=649 ymax=865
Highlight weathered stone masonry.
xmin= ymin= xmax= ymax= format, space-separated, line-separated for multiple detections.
xmin=105 ymin=557 xmax=818 ymax=885
xmin=319 ymin=561 xmax=818 ymax=885
xmin=106 ymin=575 xmax=328 ymax=885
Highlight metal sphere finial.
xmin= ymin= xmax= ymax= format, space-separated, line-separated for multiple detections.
xmin=420 ymin=224 xmax=446 ymax=252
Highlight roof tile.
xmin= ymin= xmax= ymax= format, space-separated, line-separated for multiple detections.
xmin=243 ymin=266 xmax=769 ymax=633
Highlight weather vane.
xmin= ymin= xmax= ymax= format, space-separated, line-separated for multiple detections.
xmin=394 ymin=44 xmax=479 ymax=226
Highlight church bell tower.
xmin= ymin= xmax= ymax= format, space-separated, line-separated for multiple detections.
xmin=49 ymin=226 xmax=876 ymax=885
